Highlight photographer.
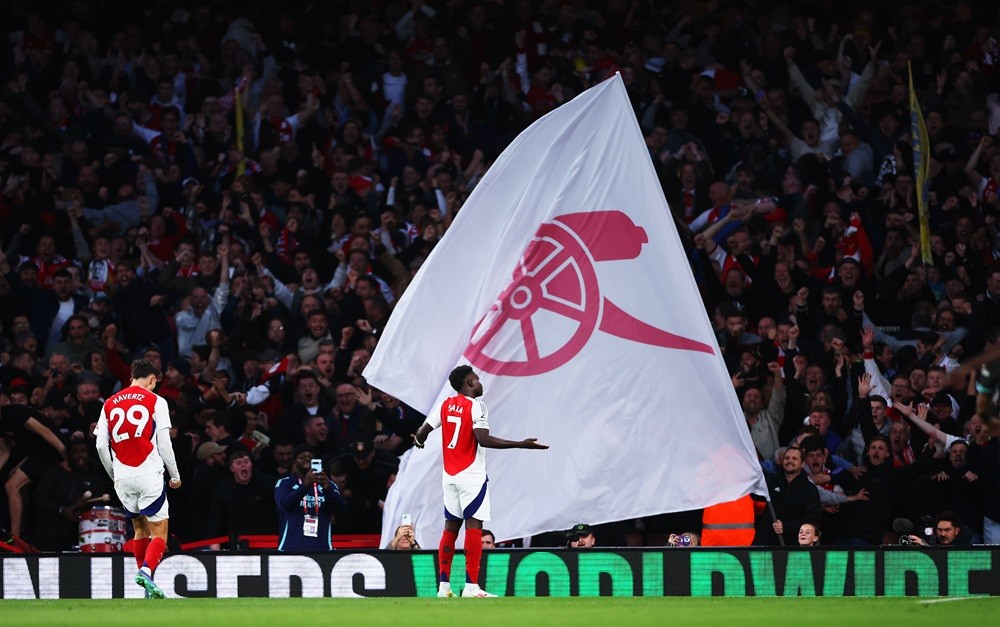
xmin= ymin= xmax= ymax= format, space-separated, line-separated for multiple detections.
xmin=667 ymin=531 xmax=701 ymax=547
xmin=903 ymin=511 xmax=969 ymax=547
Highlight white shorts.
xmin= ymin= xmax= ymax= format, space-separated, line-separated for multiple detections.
xmin=115 ymin=473 xmax=169 ymax=522
xmin=443 ymin=478 xmax=491 ymax=522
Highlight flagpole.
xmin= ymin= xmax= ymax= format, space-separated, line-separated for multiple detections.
xmin=766 ymin=501 xmax=785 ymax=546
xmin=908 ymin=62 xmax=932 ymax=266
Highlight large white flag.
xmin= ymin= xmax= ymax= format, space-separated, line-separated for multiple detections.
xmin=365 ymin=74 xmax=767 ymax=548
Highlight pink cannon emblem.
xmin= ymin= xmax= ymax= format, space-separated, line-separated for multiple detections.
xmin=464 ymin=211 xmax=715 ymax=376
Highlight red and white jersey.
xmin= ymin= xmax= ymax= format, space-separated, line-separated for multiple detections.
xmin=94 ymin=385 xmax=172 ymax=479
xmin=428 ymin=394 xmax=489 ymax=482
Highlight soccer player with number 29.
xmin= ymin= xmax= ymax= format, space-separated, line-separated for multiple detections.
xmin=95 ymin=359 xmax=182 ymax=599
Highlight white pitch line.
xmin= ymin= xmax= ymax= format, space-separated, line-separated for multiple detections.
xmin=916 ymin=597 xmax=978 ymax=604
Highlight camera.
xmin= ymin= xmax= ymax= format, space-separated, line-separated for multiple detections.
xmin=677 ymin=534 xmax=692 ymax=546
xmin=898 ymin=535 xmax=912 ymax=545
xmin=310 ymin=458 xmax=323 ymax=474
xmin=920 ymin=515 xmax=935 ymax=544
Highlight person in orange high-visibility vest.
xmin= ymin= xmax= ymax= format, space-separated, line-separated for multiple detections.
xmin=701 ymin=494 xmax=758 ymax=546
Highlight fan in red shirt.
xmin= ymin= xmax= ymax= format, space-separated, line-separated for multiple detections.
xmin=412 ymin=365 xmax=548 ymax=598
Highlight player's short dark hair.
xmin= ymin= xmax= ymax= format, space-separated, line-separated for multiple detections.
xmin=131 ymin=359 xmax=161 ymax=380
xmin=449 ymin=365 xmax=474 ymax=392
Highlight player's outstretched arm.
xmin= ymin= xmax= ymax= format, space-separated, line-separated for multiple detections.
xmin=412 ymin=422 xmax=435 ymax=449
xmin=474 ymin=429 xmax=548 ymax=450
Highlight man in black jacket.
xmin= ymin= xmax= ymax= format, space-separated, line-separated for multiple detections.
xmin=206 ymin=449 xmax=276 ymax=542
xmin=109 ymin=261 xmax=173 ymax=357
xmin=754 ymin=446 xmax=821 ymax=545
xmin=836 ymin=435 xmax=934 ymax=545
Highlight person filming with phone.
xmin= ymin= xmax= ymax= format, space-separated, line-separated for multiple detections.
xmin=274 ymin=444 xmax=346 ymax=551
xmin=387 ymin=513 xmax=421 ymax=550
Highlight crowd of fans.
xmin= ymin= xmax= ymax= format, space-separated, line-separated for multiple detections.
xmin=1 ymin=0 xmax=1000 ymax=551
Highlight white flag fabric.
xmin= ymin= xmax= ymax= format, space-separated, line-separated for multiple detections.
xmin=365 ymin=74 xmax=767 ymax=549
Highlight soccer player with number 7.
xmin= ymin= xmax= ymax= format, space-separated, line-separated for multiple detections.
xmin=412 ymin=365 xmax=548 ymax=598
xmin=94 ymin=359 xmax=181 ymax=599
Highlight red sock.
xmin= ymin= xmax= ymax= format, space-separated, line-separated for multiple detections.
xmin=128 ymin=538 xmax=150 ymax=569
xmin=465 ymin=528 xmax=483 ymax=585
xmin=143 ymin=537 xmax=167 ymax=573
xmin=438 ymin=529 xmax=458 ymax=582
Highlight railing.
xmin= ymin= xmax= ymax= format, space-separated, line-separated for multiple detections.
xmin=178 ymin=534 xmax=382 ymax=550
xmin=0 ymin=533 xmax=383 ymax=554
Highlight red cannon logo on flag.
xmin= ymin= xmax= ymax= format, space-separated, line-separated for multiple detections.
xmin=464 ymin=211 xmax=715 ymax=376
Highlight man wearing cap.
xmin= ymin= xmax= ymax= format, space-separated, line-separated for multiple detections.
xmin=566 ymin=523 xmax=596 ymax=548
xmin=86 ymin=292 xmax=116 ymax=330
xmin=341 ymin=438 xmax=390 ymax=532
xmin=412 ymin=365 xmax=548 ymax=598
xmin=274 ymin=444 xmax=345 ymax=551
xmin=928 ymin=392 xmax=961 ymax=436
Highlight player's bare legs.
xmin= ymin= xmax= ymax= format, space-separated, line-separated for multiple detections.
xmin=4 ymin=467 xmax=30 ymax=539
xmin=147 ymin=518 xmax=169 ymax=541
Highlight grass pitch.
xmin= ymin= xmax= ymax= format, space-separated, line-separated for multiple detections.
xmin=2 ymin=597 xmax=998 ymax=626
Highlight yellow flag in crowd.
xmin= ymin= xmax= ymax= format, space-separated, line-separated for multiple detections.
xmin=908 ymin=63 xmax=932 ymax=265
